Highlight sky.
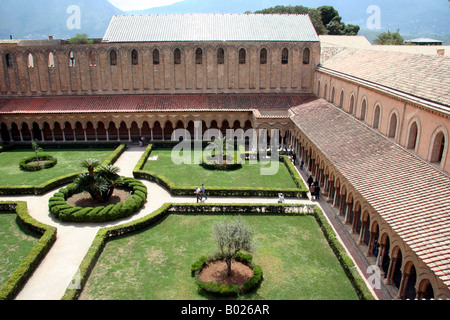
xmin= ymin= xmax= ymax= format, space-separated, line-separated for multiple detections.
xmin=108 ymin=0 xmax=185 ymax=11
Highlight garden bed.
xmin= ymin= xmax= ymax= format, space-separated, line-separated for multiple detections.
xmin=63 ymin=204 xmax=374 ymax=301
xmin=133 ymin=144 xmax=308 ymax=198
xmin=48 ymin=177 xmax=147 ymax=223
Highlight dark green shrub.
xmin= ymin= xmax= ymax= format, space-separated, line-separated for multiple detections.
xmin=48 ymin=177 xmax=147 ymax=223
xmin=191 ymin=253 xmax=263 ymax=297
xmin=19 ymin=154 xmax=57 ymax=171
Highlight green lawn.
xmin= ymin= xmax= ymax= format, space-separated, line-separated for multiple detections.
xmin=143 ymin=149 xmax=297 ymax=189
xmin=79 ymin=214 xmax=359 ymax=300
xmin=0 ymin=212 xmax=39 ymax=288
xmin=0 ymin=148 xmax=115 ymax=186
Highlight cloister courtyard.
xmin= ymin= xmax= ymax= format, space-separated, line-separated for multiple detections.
xmin=0 ymin=142 xmax=377 ymax=301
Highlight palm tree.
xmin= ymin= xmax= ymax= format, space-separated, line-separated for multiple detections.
xmin=74 ymin=159 xmax=123 ymax=202
xmin=80 ymin=158 xmax=101 ymax=177
xmin=98 ymin=165 xmax=123 ymax=200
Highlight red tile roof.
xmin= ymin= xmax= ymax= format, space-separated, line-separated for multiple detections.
xmin=0 ymin=94 xmax=315 ymax=115
xmin=292 ymin=98 xmax=450 ymax=288
xmin=320 ymin=49 xmax=450 ymax=108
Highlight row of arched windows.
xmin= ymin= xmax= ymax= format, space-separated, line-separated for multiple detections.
xmin=318 ymin=80 xmax=448 ymax=167
xmin=107 ymin=47 xmax=310 ymax=66
xmin=4 ymin=47 xmax=311 ymax=69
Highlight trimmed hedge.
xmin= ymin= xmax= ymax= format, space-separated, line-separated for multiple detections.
xmin=19 ymin=154 xmax=57 ymax=171
xmin=133 ymin=144 xmax=309 ymax=198
xmin=191 ymin=252 xmax=263 ymax=297
xmin=48 ymin=177 xmax=147 ymax=223
xmin=62 ymin=203 xmax=374 ymax=300
xmin=0 ymin=143 xmax=126 ymax=196
xmin=0 ymin=202 xmax=57 ymax=300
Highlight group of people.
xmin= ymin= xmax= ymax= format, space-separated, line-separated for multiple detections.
xmin=194 ymin=184 xmax=208 ymax=203
xmin=307 ymin=175 xmax=321 ymax=201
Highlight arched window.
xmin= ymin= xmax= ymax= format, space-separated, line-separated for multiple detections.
xmin=89 ymin=50 xmax=96 ymax=67
xmin=260 ymin=48 xmax=267 ymax=64
xmin=48 ymin=52 xmax=55 ymax=68
xmin=5 ymin=53 xmax=13 ymax=67
xmin=217 ymin=48 xmax=224 ymax=64
xmin=407 ymin=121 xmax=419 ymax=150
xmin=317 ymin=80 xmax=321 ymax=96
xmin=195 ymin=48 xmax=203 ymax=64
xmin=349 ymin=94 xmax=355 ymax=114
xmin=281 ymin=48 xmax=289 ymax=64
xmin=131 ymin=49 xmax=138 ymax=65
xmin=27 ymin=53 xmax=34 ymax=68
xmin=153 ymin=49 xmax=160 ymax=65
xmin=303 ymin=48 xmax=310 ymax=64
xmin=330 ymin=86 xmax=336 ymax=104
xmin=388 ymin=113 xmax=398 ymax=138
xmin=110 ymin=50 xmax=117 ymax=66
xmin=430 ymin=131 xmax=446 ymax=164
xmin=174 ymin=48 xmax=181 ymax=64
xmin=360 ymin=99 xmax=367 ymax=121
xmin=373 ymin=104 xmax=381 ymax=129
xmin=239 ymin=48 xmax=246 ymax=64
xmin=323 ymin=83 xmax=328 ymax=100
xmin=339 ymin=90 xmax=345 ymax=108
xmin=68 ymin=51 xmax=75 ymax=67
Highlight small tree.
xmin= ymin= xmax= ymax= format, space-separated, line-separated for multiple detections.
xmin=69 ymin=33 xmax=94 ymax=44
xmin=73 ymin=159 xmax=123 ymax=202
xmin=374 ymin=29 xmax=404 ymax=45
xmin=31 ymin=140 xmax=43 ymax=164
xmin=212 ymin=216 xmax=256 ymax=276
xmin=80 ymin=158 xmax=101 ymax=177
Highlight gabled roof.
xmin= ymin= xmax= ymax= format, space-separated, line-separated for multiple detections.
xmin=291 ymin=98 xmax=450 ymax=288
xmin=319 ymin=48 xmax=450 ymax=108
xmin=102 ymin=14 xmax=319 ymax=43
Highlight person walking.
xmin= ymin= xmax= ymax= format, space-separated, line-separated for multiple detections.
xmin=201 ymin=184 xmax=207 ymax=201
xmin=195 ymin=187 xmax=201 ymax=203
xmin=307 ymin=175 xmax=313 ymax=189
xmin=278 ymin=193 xmax=284 ymax=203
xmin=315 ymin=185 xmax=321 ymax=201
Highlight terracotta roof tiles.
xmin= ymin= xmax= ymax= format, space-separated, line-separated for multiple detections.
xmin=291 ymin=98 xmax=450 ymax=288
xmin=0 ymin=94 xmax=315 ymax=115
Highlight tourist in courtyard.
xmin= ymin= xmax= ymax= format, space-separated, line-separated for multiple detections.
xmin=315 ymin=185 xmax=321 ymax=201
xmin=278 ymin=193 xmax=284 ymax=203
xmin=310 ymin=184 xmax=316 ymax=200
xmin=195 ymin=187 xmax=201 ymax=203
xmin=307 ymin=175 xmax=313 ymax=189
xmin=201 ymin=184 xmax=207 ymax=201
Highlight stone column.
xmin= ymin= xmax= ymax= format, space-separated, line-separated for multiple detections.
xmin=351 ymin=209 xmax=360 ymax=233
xmin=396 ymin=272 xmax=410 ymax=300
xmin=358 ymin=220 xmax=367 ymax=244
xmin=366 ymin=232 xmax=377 ymax=257
xmin=385 ymin=256 xmax=398 ymax=285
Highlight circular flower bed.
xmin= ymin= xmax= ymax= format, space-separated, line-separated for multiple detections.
xmin=191 ymin=252 xmax=263 ymax=297
xmin=48 ymin=177 xmax=147 ymax=223
xmin=20 ymin=155 xmax=57 ymax=171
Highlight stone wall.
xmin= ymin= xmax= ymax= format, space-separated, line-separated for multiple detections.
xmin=0 ymin=41 xmax=320 ymax=96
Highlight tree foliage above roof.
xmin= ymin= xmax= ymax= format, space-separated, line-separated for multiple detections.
xmin=253 ymin=5 xmax=360 ymax=36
